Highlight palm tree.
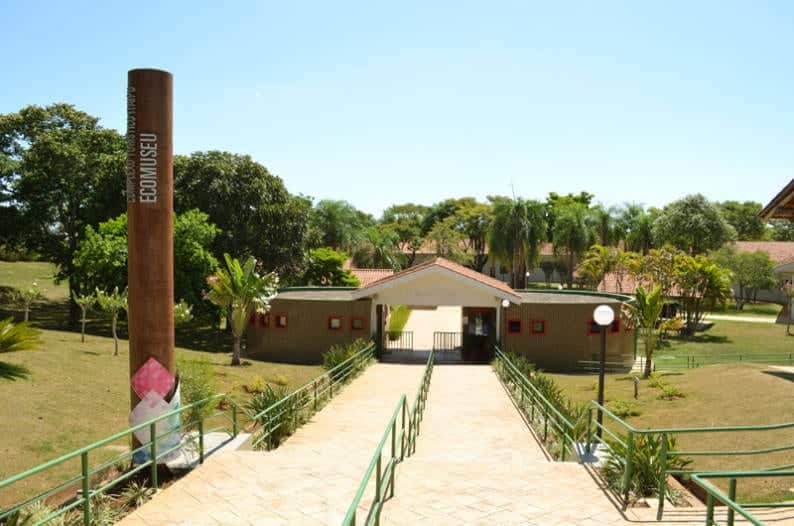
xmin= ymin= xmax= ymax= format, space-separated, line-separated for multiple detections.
xmin=625 ymin=285 xmax=664 ymax=377
xmin=205 ymin=254 xmax=279 ymax=366
xmin=0 ymin=317 xmax=42 ymax=354
xmin=620 ymin=204 xmax=654 ymax=255
xmin=488 ymin=197 xmax=546 ymax=288
xmin=552 ymin=204 xmax=593 ymax=288
xmin=590 ymin=205 xmax=618 ymax=246
xmin=353 ymin=226 xmax=403 ymax=270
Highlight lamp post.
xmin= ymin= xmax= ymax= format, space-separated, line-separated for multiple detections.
xmin=593 ymin=304 xmax=615 ymax=438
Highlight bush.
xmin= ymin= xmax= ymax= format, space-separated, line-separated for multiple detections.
xmin=243 ymin=376 xmax=269 ymax=394
xmin=173 ymin=300 xmax=194 ymax=327
xmin=245 ymin=384 xmax=304 ymax=448
xmin=178 ymin=360 xmax=217 ymax=425
xmin=601 ymin=434 xmax=691 ymax=499
xmin=0 ymin=317 xmax=42 ymax=354
xmin=322 ymin=338 xmax=372 ymax=380
xmin=657 ymin=384 xmax=686 ymax=401
xmin=607 ymin=400 xmax=642 ymax=418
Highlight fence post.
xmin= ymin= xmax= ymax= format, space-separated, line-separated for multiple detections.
xmin=375 ymin=455 xmax=382 ymax=503
xmin=586 ymin=408 xmax=593 ymax=454
xmin=706 ymin=494 xmax=714 ymax=525
xmin=81 ymin=451 xmax=91 ymax=526
xmin=390 ymin=421 xmax=396 ymax=498
xmin=656 ymin=433 xmax=667 ymax=520
xmin=314 ymin=381 xmax=318 ymax=411
xmin=401 ymin=399 xmax=406 ymax=461
xmin=727 ymin=478 xmax=737 ymax=526
xmin=150 ymin=423 xmax=158 ymax=490
xmin=543 ymin=406 xmax=549 ymax=442
xmin=198 ymin=417 xmax=205 ymax=464
xmin=232 ymin=404 xmax=238 ymax=437
xmin=622 ymin=431 xmax=635 ymax=510
xmin=408 ymin=408 xmax=414 ymax=457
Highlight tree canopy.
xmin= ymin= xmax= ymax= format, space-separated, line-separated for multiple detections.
xmin=652 ymin=194 xmax=736 ymax=254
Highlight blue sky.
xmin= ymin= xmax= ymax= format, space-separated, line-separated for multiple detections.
xmin=2 ymin=1 xmax=793 ymax=216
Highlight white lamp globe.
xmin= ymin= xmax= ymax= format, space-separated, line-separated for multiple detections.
xmin=593 ymin=305 xmax=615 ymax=327
xmin=501 ymin=299 xmax=510 ymax=308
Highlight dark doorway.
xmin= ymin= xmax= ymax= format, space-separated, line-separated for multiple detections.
xmin=461 ymin=307 xmax=496 ymax=363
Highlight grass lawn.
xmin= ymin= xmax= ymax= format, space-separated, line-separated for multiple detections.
xmin=708 ymin=300 xmax=782 ymax=319
xmin=657 ymin=319 xmax=794 ymax=359
xmin=0 ymin=260 xmax=68 ymax=301
xmin=0 ymin=262 xmax=325 ymax=507
xmin=550 ymin=365 xmax=794 ymax=501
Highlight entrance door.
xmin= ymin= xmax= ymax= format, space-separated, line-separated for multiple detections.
xmin=461 ymin=307 xmax=496 ymax=362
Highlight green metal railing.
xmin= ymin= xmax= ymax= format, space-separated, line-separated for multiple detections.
xmin=692 ymin=471 xmax=794 ymax=526
xmin=0 ymin=393 xmax=238 ymax=526
xmin=588 ymin=400 xmax=794 ymax=518
xmin=249 ymin=343 xmax=375 ymax=449
xmin=496 ymin=347 xmax=794 ymax=521
xmin=494 ymin=347 xmax=582 ymax=462
xmin=341 ymin=351 xmax=434 ymax=526
xmin=651 ymin=351 xmax=794 ymax=370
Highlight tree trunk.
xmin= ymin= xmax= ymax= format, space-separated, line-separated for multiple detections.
xmin=80 ymin=307 xmax=86 ymax=343
xmin=24 ymin=305 xmax=29 ymax=322
xmin=643 ymin=330 xmax=654 ymax=378
xmin=231 ymin=334 xmax=241 ymax=366
xmin=112 ymin=314 xmax=119 ymax=356
xmin=567 ymin=252 xmax=574 ymax=289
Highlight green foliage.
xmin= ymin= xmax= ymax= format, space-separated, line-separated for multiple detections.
xmin=301 ymin=247 xmax=360 ymax=286
xmin=173 ymin=300 xmax=194 ymax=327
xmin=674 ymin=253 xmax=733 ymax=335
xmin=577 ymin=244 xmax=613 ymax=289
xmin=322 ymin=338 xmax=371 ymax=380
xmin=717 ymin=201 xmax=766 ymax=241
xmin=386 ymin=305 xmax=411 ymax=336
xmin=205 ymin=254 xmax=279 ymax=365
xmin=606 ymin=400 xmax=641 ymax=418
xmin=380 ymin=203 xmax=429 ymax=266
xmin=601 ymin=434 xmax=691 ymax=499
xmin=243 ymin=376 xmax=269 ymax=394
xmin=618 ymin=203 xmax=655 ymax=254
xmin=245 ymin=384 xmax=303 ymax=448
xmin=768 ymin=219 xmax=794 ymax=241
xmin=0 ymin=103 xmax=127 ymax=325
xmin=488 ymin=196 xmax=546 ymax=288
xmin=178 ymin=359 xmax=217 ymax=424
xmin=308 ymin=199 xmax=373 ymax=253
xmin=652 ymin=194 xmax=736 ymax=254
xmin=426 ymin=216 xmax=470 ymax=265
xmin=11 ymin=281 xmax=44 ymax=321
xmin=352 ymin=225 xmax=403 ymax=270
xmin=552 ymin=203 xmax=594 ymax=288
xmin=117 ymin=480 xmax=153 ymax=509
xmin=711 ymin=247 xmax=776 ymax=308
xmin=174 ymin=151 xmax=311 ymax=274
xmin=656 ymin=383 xmax=686 ymax=401
xmin=0 ymin=317 xmax=42 ymax=353
xmin=624 ymin=285 xmax=664 ymax=378
xmin=73 ymin=210 xmax=220 ymax=318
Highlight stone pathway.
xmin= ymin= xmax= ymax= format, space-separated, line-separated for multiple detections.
xmin=118 ymin=363 xmax=425 ymax=526
xmin=379 ymin=365 xmax=794 ymax=526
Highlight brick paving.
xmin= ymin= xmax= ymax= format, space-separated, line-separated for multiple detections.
xmin=118 ymin=363 xmax=425 ymax=526
xmin=119 ymin=363 xmax=794 ymax=526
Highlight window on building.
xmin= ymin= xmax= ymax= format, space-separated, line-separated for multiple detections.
xmin=351 ymin=317 xmax=365 ymax=331
xmin=259 ymin=313 xmax=270 ymax=328
xmin=507 ymin=319 xmax=522 ymax=334
xmin=530 ymin=319 xmax=546 ymax=335
xmin=328 ymin=316 xmax=343 ymax=331
xmin=610 ymin=319 xmax=620 ymax=334
xmin=588 ymin=320 xmax=601 ymax=335
xmin=274 ymin=314 xmax=288 ymax=329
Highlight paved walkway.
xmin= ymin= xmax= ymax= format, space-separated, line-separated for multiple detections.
xmin=704 ymin=313 xmax=776 ymax=324
xmin=118 ymin=363 xmax=425 ymax=526
xmin=402 ymin=306 xmax=461 ymax=350
xmin=379 ymin=366 xmax=794 ymax=526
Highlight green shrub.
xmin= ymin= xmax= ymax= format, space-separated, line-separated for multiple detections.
xmin=0 ymin=317 xmax=42 ymax=354
xmin=178 ymin=360 xmax=217 ymax=425
xmin=243 ymin=376 xmax=269 ymax=394
xmin=601 ymin=434 xmax=691 ymax=499
xmin=657 ymin=384 xmax=686 ymax=400
xmin=117 ymin=480 xmax=153 ymax=509
xmin=245 ymin=385 xmax=303 ymax=449
xmin=607 ymin=400 xmax=642 ymax=418
xmin=322 ymin=338 xmax=372 ymax=380
xmin=173 ymin=300 xmax=194 ymax=327
xmin=386 ymin=305 xmax=411 ymax=337
xmin=272 ymin=374 xmax=289 ymax=386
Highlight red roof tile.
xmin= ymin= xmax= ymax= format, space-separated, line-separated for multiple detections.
xmin=349 ymin=268 xmax=395 ymax=287
xmin=358 ymin=257 xmax=520 ymax=299
xmin=732 ymin=241 xmax=794 ymax=265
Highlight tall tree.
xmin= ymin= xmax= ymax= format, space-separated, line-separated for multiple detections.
xmin=352 ymin=226 xmax=403 ymax=270
xmin=205 ymin=255 xmax=278 ymax=366
xmin=577 ymin=245 xmax=613 ymax=289
xmin=455 ymin=201 xmax=493 ymax=272
xmin=768 ymin=219 xmax=794 ymax=241
xmin=309 ymin=199 xmax=372 ymax=253
xmin=589 ymin=205 xmax=619 ymax=246
xmin=301 ymin=248 xmax=360 ymax=286
xmin=624 ymin=285 xmax=664 ymax=378
xmin=381 ymin=203 xmax=428 ymax=267
xmin=653 ymin=194 xmax=736 ymax=254
xmin=545 ymin=191 xmax=594 ymax=240
xmin=674 ymin=254 xmax=733 ymax=336
xmin=0 ymin=104 xmax=126 ymax=325
xmin=488 ymin=197 xmax=546 ymax=289
xmin=427 ymin=216 xmax=470 ymax=265
xmin=717 ymin=201 xmax=766 ymax=241
xmin=712 ymin=247 xmax=776 ymax=308
xmin=174 ymin=151 xmax=311 ymax=273
xmin=552 ymin=204 xmax=593 ymax=288
xmin=618 ymin=203 xmax=655 ymax=254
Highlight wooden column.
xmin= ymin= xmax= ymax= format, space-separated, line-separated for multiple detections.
xmin=126 ymin=69 xmax=175 ymax=409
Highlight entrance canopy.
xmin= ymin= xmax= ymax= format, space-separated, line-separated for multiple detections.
xmin=352 ymin=257 xmax=522 ymax=307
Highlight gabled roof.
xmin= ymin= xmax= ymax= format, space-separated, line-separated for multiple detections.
xmin=733 ymin=241 xmax=794 ymax=265
xmin=760 ymin=179 xmax=794 ymax=221
xmin=352 ymin=257 xmax=522 ymax=302
xmin=348 ymin=268 xmax=395 ymax=286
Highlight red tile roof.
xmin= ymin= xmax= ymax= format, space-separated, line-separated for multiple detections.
xmin=357 ymin=257 xmax=521 ymax=299
xmin=732 ymin=241 xmax=794 ymax=265
xmin=348 ymin=268 xmax=394 ymax=287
